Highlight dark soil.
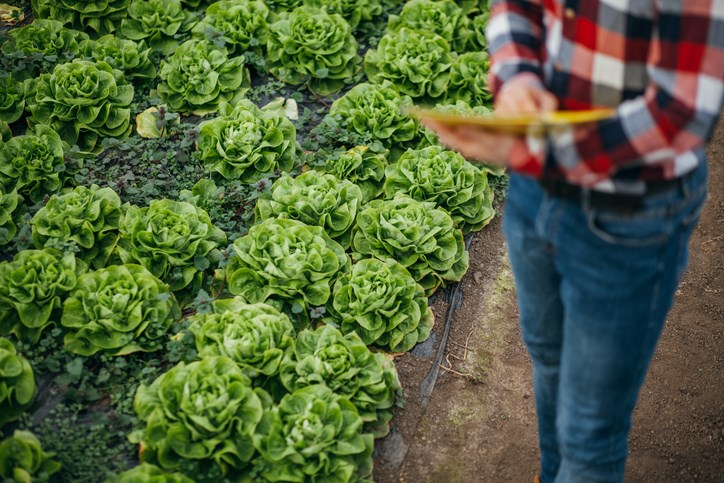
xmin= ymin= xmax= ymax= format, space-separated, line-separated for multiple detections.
xmin=373 ymin=119 xmax=724 ymax=483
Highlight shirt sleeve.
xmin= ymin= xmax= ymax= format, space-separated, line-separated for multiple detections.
xmin=486 ymin=0 xmax=546 ymax=97
xmin=502 ymin=2 xmax=724 ymax=184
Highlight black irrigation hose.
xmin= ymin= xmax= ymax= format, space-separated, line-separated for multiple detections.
xmin=418 ymin=232 xmax=476 ymax=406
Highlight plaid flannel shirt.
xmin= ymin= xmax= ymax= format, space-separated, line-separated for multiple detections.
xmin=486 ymin=0 xmax=724 ymax=192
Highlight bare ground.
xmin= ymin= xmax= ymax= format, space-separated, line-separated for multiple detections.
xmin=373 ymin=119 xmax=724 ymax=482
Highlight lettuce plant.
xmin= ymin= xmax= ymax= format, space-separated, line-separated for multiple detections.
xmin=387 ymin=0 xmax=472 ymax=52
xmin=0 ymin=338 xmax=36 ymax=426
xmin=79 ymin=35 xmax=156 ymax=80
xmin=265 ymin=0 xmax=303 ymax=10
xmin=25 ymin=60 xmax=133 ymax=153
xmin=469 ymin=11 xmax=490 ymax=52
xmin=0 ymin=126 xmax=67 ymax=204
xmin=227 ymin=218 xmax=349 ymax=328
xmin=188 ymin=301 xmax=295 ymax=380
xmin=61 ymin=264 xmax=181 ymax=356
xmin=1 ymin=20 xmax=88 ymax=79
xmin=0 ymin=75 xmax=24 ymax=124
xmin=30 ymin=0 xmax=130 ymax=37
xmin=352 ymin=195 xmax=468 ymax=294
xmin=365 ymin=28 xmax=454 ymax=100
xmin=0 ymin=185 xmax=21 ymax=246
xmin=120 ymin=0 xmax=195 ymax=55
xmin=303 ymin=0 xmax=383 ymax=30
xmin=31 ymin=185 xmax=122 ymax=269
xmin=267 ymin=6 xmax=361 ymax=95
xmin=327 ymin=257 xmax=434 ymax=353
xmin=279 ymin=324 xmax=401 ymax=436
xmin=132 ymin=357 xmax=267 ymax=480
xmin=180 ymin=0 xmax=213 ymax=8
xmin=107 ymin=463 xmax=192 ymax=483
xmin=255 ymin=171 xmax=363 ymax=249
xmin=322 ymin=146 xmax=387 ymax=204
xmin=384 ymin=145 xmax=495 ymax=234
xmin=197 ymin=100 xmax=297 ymax=182
xmin=0 ymin=121 xmax=9 ymax=144
xmin=328 ymin=82 xmax=418 ymax=153
xmin=191 ymin=1 xmax=270 ymax=56
xmin=157 ymin=40 xmax=250 ymax=116
xmin=252 ymin=385 xmax=373 ymax=482
xmin=117 ymin=199 xmax=226 ymax=301
xmin=446 ymin=51 xmax=492 ymax=106
xmin=0 ymin=430 xmax=61 ymax=483
xmin=0 ymin=248 xmax=81 ymax=343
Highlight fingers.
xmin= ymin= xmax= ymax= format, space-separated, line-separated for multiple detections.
xmin=495 ymin=77 xmax=559 ymax=115
xmin=495 ymin=87 xmax=543 ymax=114
xmin=538 ymin=90 xmax=559 ymax=113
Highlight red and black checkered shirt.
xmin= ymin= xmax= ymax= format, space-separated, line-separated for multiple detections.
xmin=487 ymin=0 xmax=724 ymax=191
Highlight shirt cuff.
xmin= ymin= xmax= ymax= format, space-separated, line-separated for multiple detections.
xmin=508 ymin=136 xmax=546 ymax=178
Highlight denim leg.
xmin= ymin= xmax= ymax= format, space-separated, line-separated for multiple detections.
xmin=503 ymin=174 xmax=564 ymax=482
xmin=550 ymin=166 xmax=708 ymax=482
xmin=503 ymin=165 xmax=707 ymax=483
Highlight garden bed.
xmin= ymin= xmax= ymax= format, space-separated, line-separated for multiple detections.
xmin=0 ymin=1 xmax=504 ymax=481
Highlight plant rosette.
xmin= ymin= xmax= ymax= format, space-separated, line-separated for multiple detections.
xmin=303 ymin=0 xmax=383 ymax=30
xmin=445 ymin=51 xmax=492 ymax=106
xmin=352 ymin=195 xmax=469 ymax=294
xmin=327 ymin=257 xmax=434 ymax=354
xmin=327 ymin=82 xmax=418 ymax=157
xmin=197 ymin=99 xmax=297 ymax=182
xmin=0 ymin=75 xmax=24 ymax=124
xmin=266 ymin=6 xmax=361 ymax=96
xmin=79 ymin=35 xmax=157 ymax=80
xmin=226 ymin=218 xmax=350 ymax=329
xmin=131 ymin=356 xmax=268 ymax=481
xmin=60 ymin=264 xmax=181 ymax=356
xmin=0 ymin=430 xmax=61 ymax=483
xmin=25 ymin=59 xmax=134 ymax=154
xmin=106 ymin=463 xmax=193 ymax=483
xmin=157 ymin=39 xmax=250 ymax=116
xmin=191 ymin=0 xmax=270 ymax=56
xmin=0 ymin=184 xmax=22 ymax=246
xmin=387 ymin=0 xmax=473 ymax=52
xmin=321 ymin=146 xmax=388 ymax=204
xmin=384 ymin=145 xmax=495 ymax=234
xmin=0 ymin=338 xmax=36 ymax=426
xmin=279 ymin=324 xmax=401 ymax=437
xmin=0 ymin=248 xmax=82 ymax=344
xmin=30 ymin=0 xmax=130 ymax=37
xmin=0 ymin=125 xmax=67 ymax=204
xmin=255 ymin=171 xmax=363 ymax=249
xmin=31 ymin=185 xmax=122 ymax=270
xmin=252 ymin=384 xmax=374 ymax=482
xmin=364 ymin=27 xmax=454 ymax=100
xmin=188 ymin=301 xmax=295 ymax=384
xmin=117 ymin=199 xmax=227 ymax=304
xmin=120 ymin=0 xmax=196 ymax=55
xmin=1 ymin=20 xmax=89 ymax=79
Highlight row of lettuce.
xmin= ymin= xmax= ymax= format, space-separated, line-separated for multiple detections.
xmin=0 ymin=0 xmax=495 ymax=481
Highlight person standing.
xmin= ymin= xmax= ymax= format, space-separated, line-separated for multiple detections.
xmin=422 ymin=1 xmax=723 ymax=481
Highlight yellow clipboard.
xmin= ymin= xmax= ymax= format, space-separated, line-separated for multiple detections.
xmin=405 ymin=106 xmax=616 ymax=135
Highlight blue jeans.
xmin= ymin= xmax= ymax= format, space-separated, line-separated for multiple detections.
xmin=502 ymin=165 xmax=707 ymax=483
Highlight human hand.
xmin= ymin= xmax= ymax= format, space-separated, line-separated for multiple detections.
xmin=495 ymin=74 xmax=558 ymax=114
xmin=420 ymin=119 xmax=516 ymax=166
xmin=421 ymin=75 xmax=557 ymax=167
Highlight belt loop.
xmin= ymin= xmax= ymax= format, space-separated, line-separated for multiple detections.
xmin=680 ymin=172 xmax=690 ymax=198
xmin=581 ymin=188 xmax=591 ymax=212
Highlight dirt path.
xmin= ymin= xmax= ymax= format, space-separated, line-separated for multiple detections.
xmin=373 ymin=120 xmax=724 ymax=482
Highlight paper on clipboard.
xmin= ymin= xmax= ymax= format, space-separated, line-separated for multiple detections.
xmin=405 ymin=106 xmax=616 ymax=135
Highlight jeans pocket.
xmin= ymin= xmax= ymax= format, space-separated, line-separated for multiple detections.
xmin=587 ymin=209 xmax=672 ymax=247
